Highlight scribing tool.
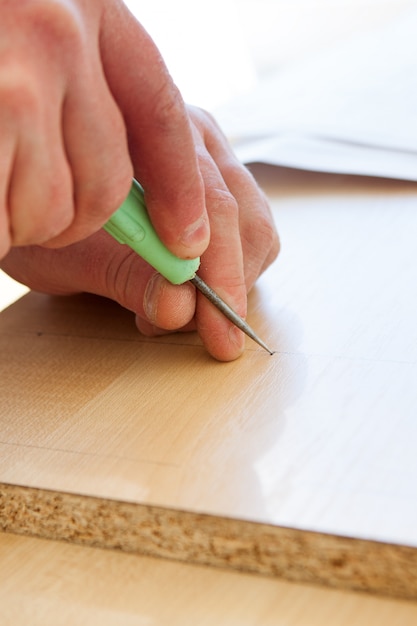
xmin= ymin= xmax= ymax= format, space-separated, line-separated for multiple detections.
xmin=104 ymin=179 xmax=274 ymax=355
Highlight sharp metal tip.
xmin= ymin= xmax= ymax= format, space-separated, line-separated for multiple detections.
xmin=190 ymin=275 xmax=275 ymax=355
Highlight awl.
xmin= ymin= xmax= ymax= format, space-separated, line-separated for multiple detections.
xmin=103 ymin=179 xmax=274 ymax=355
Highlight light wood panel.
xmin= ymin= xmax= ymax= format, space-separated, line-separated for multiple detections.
xmin=1 ymin=532 xmax=417 ymax=626
xmin=1 ymin=167 xmax=417 ymax=599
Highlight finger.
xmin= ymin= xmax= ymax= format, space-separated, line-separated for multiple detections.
xmin=92 ymin=231 xmax=196 ymax=330
xmin=1 ymin=229 xmax=196 ymax=331
xmin=99 ymin=4 xmax=209 ymax=259
xmin=216 ymin=163 xmax=279 ymax=289
xmin=191 ymin=108 xmax=280 ymax=289
xmin=192 ymin=145 xmax=247 ymax=361
xmin=135 ymin=272 xmax=196 ymax=336
xmin=8 ymin=122 xmax=74 ymax=247
xmin=96 ymin=234 xmax=196 ymax=332
xmin=45 ymin=52 xmax=133 ymax=248
xmin=0 ymin=73 xmax=74 ymax=249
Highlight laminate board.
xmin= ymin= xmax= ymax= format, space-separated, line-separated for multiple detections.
xmin=2 ymin=532 xmax=417 ymax=626
xmin=1 ymin=168 xmax=417 ymax=599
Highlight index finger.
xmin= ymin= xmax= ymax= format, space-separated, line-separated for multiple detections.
xmin=100 ymin=3 xmax=209 ymax=259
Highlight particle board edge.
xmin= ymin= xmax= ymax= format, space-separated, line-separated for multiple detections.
xmin=1 ymin=482 xmax=416 ymax=600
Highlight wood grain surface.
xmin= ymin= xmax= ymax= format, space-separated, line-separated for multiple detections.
xmin=1 ymin=167 xmax=417 ymax=600
xmin=2 ymin=531 xmax=417 ymax=626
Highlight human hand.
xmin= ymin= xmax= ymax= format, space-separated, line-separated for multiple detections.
xmin=1 ymin=107 xmax=279 ymax=361
xmin=0 ymin=0 xmax=208 ymax=259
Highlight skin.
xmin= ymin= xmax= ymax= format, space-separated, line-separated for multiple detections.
xmin=0 ymin=0 xmax=280 ymax=361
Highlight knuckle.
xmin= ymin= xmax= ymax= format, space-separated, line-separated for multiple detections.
xmin=45 ymin=185 xmax=74 ymax=236
xmin=0 ymin=1 xmax=84 ymax=121
xmin=0 ymin=72 xmax=41 ymax=123
xmin=27 ymin=0 xmax=84 ymax=53
xmin=240 ymin=201 xmax=280 ymax=286
xmin=188 ymin=104 xmax=218 ymax=131
xmin=79 ymin=167 xmax=133 ymax=222
xmin=102 ymin=144 xmax=134 ymax=212
xmin=103 ymin=177 xmax=132 ymax=217
xmin=11 ymin=175 xmax=73 ymax=246
xmin=258 ymin=198 xmax=280 ymax=261
xmin=149 ymin=79 xmax=186 ymax=131
xmin=244 ymin=210 xmax=277 ymax=256
xmin=42 ymin=171 xmax=74 ymax=229
xmin=270 ymin=228 xmax=281 ymax=261
xmin=206 ymin=186 xmax=239 ymax=216
xmin=259 ymin=210 xmax=279 ymax=249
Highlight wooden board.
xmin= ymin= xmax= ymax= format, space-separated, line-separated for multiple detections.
xmin=1 ymin=167 xmax=417 ymax=599
xmin=2 ymin=532 xmax=417 ymax=626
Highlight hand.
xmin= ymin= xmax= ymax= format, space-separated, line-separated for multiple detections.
xmin=1 ymin=107 xmax=279 ymax=361
xmin=0 ymin=0 xmax=208 ymax=259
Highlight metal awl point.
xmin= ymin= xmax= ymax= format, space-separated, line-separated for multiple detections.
xmin=190 ymin=275 xmax=275 ymax=355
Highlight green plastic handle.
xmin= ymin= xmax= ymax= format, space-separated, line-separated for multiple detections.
xmin=103 ymin=179 xmax=200 ymax=285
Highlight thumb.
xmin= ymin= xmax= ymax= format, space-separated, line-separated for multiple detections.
xmin=0 ymin=231 xmax=196 ymax=331
xmin=99 ymin=3 xmax=209 ymax=259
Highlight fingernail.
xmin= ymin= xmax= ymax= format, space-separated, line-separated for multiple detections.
xmin=180 ymin=216 xmax=210 ymax=252
xmin=144 ymin=273 xmax=165 ymax=322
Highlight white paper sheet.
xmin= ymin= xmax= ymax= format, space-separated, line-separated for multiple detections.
xmin=213 ymin=7 xmax=417 ymax=181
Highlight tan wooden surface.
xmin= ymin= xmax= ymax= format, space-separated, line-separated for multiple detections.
xmin=1 ymin=167 xmax=417 ymax=601
xmin=1 ymin=531 xmax=417 ymax=626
